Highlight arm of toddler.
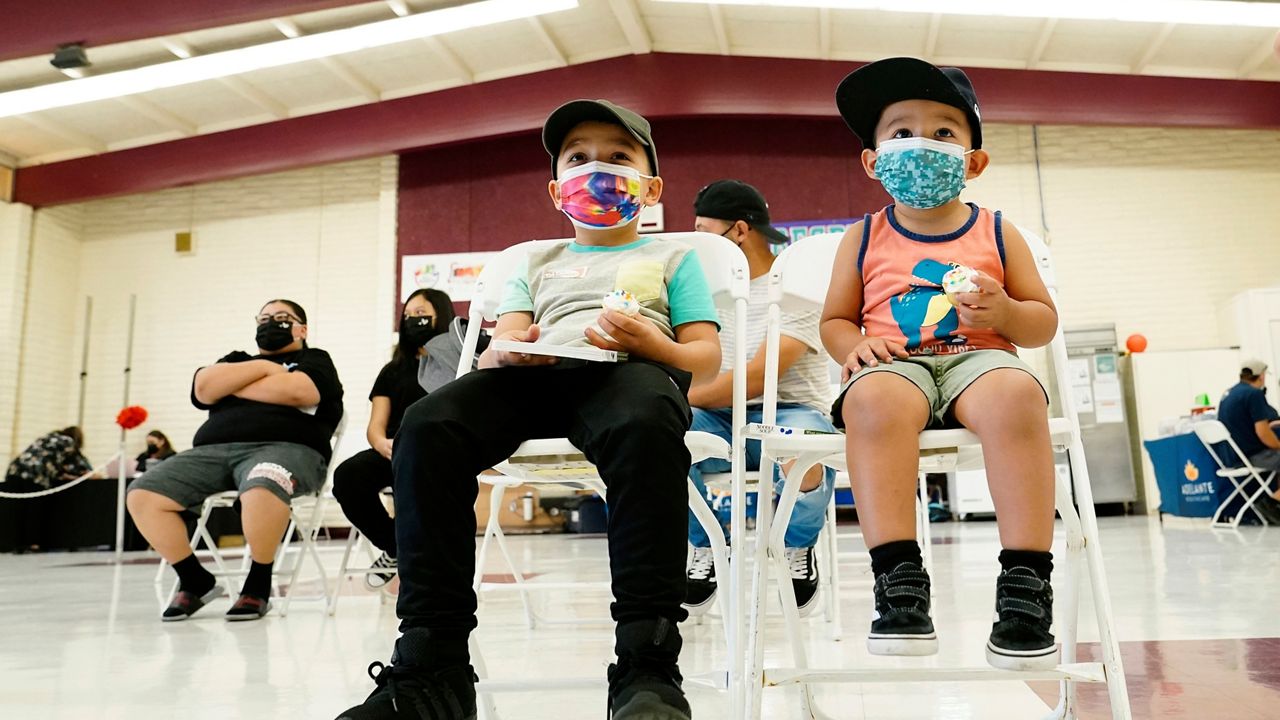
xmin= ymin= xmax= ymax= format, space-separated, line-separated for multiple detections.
xmin=993 ymin=222 xmax=1058 ymax=348
xmin=819 ymin=223 xmax=870 ymax=363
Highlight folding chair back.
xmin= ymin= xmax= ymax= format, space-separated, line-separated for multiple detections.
xmin=1192 ymin=419 xmax=1276 ymax=528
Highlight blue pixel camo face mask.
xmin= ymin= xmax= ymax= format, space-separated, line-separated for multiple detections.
xmin=873 ymin=137 xmax=971 ymax=210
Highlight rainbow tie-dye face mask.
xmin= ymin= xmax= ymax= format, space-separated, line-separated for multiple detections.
xmin=556 ymin=161 xmax=651 ymax=230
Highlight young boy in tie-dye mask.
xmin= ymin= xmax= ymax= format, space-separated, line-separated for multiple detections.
xmin=821 ymin=58 xmax=1061 ymax=670
xmin=336 ymin=100 xmax=720 ymax=720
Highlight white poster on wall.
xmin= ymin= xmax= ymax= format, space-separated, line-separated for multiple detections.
xmin=400 ymin=252 xmax=497 ymax=303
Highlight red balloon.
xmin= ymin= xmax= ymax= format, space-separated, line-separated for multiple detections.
xmin=1125 ymin=334 xmax=1148 ymax=353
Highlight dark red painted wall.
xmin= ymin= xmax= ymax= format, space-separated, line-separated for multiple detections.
xmin=397 ymin=116 xmax=891 ymax=256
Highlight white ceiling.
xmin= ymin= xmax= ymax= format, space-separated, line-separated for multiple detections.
xmin=0 ymin=0 xmax=1276 ymax=167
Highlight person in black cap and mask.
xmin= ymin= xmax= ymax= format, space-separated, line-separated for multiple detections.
xmin=332 ymin=288 xmax=455 ymax=589
xmin=822 ymin=57 xmax=1061 ymax=671
xmin=683 ymin=180 xmax=835 ymax=618
xmin=128 ymin=298 xmax=343 ymax=622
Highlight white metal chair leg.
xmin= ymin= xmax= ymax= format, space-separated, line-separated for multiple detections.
xmin=1050 ymin=466 xmax=1084 ymax=719
xmin=688 ymin=478 xmax=733 ymax=646
xmin=470 ymin=635 xmax=503 ymax=720
xmin=820 ymin=497 xmax=840 ymax=632
xmin=918 ymin=473 xmax=934 ymax=575
xmin=1065 ymin=436 xmax=1132 ymax=720
xmin=329 ymin=528 xmax=362 ymax=615
xmin=280 ymin=499 xmax=331 ymax=617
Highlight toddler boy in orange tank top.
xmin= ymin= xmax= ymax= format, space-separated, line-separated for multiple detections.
xmin=820 ymin=57 xmax=1060 ymax=670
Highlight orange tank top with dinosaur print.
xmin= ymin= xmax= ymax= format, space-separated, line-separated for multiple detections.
xmin=857 ymin=203 xmax=1016 ymax=355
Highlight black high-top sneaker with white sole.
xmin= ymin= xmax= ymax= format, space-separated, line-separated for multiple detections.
xmin=783 ymin=546 xmax=820 ymax=618
xmin=867 ymin=562 xmax=938 ymax=656
xmin=985 ymin=566 xmax=1059 ymax=671
xmin=365 ymin=552 xmax=398 ymax=590
xmin=682 ymin=547 xmax=717 ymax=617
xmin=336 ymin=629 xmax=477 ymax=720
xmin=607 ymin=618 xmax=691 ymax=720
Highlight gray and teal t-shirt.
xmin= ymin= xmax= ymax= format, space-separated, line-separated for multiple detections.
xmin=496 ymin=237 xmax=720 ymax=351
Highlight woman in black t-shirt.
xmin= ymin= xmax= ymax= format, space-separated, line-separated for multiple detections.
xmin=332 ymin=288 xmax=455 ymax=587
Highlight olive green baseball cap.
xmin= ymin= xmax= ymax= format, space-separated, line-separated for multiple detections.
xmin=542 ymin=99 xmax=658 ymax=177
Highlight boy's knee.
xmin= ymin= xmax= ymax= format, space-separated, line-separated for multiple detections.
xmin=844 ymin=376 xmax=927 ymax=431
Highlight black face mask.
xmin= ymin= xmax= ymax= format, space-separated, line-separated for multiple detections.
xmin=146 ymin=443 xmax=160 ymax=453
xmin=256 ymin=320 xmax=296 ymax=352
xmin=400 ymin=316 xmax=437 ymax=352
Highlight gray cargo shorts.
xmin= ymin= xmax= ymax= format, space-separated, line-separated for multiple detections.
xmin=129 ymin=441 xmax=326 ymax=509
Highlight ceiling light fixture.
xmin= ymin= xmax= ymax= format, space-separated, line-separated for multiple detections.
xmin=0 ymin=0 xmax=578 ymax=119
xmin=653 ymin=0 xmax=1280 ymax=28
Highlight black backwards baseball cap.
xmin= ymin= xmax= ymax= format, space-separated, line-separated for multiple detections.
xmin=542 ymin=99 xmax=658 ymax=178
xmin=694 ymin=179 xmax=789 ymax=245
xmin=835 ymin=57 xmax=983 ymax=150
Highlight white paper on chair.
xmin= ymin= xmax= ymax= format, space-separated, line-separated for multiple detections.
xmin=489 ymin=340 xmax=618 ymax=363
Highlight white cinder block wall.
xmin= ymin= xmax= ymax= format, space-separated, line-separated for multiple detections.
xmin=14 ymin=156 xmax=399 ymax=466
xmin=966 ymin=125 xmax=1280 ymax=348
xmin=7 ymin=125 xmax=1280 ymax=464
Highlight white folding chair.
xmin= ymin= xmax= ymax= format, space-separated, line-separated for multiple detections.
xmin=328 ymin=488 xmax=398 ymax=615
xmin=156 ymin=415 xmax=347 ymax=615
xmin=453 ymin=231 xmax=751 ymax=720
xmin=741 ymin=230 xmax=1132 ymax=720
xmin=1192 ymin=419 xmax=1277 ymax=529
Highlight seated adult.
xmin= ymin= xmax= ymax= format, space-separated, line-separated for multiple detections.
xmin=332 ymin=288 xmax=454 ymax=589
xmin=684 ymin=180 xmax=836 ymax=617
xmin=1 ymin=426 xmax=92 ymax=552
xmin=1218 ymin=358 xmax=1280 ymax=523
xmin=128 ymin=299 xmax=344 ymax=621
xmin=136 ymin=430 xmax=178 ymax=473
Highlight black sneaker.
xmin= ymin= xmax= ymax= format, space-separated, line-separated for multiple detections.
xmin=784 ymin=546 xmax=820 ymax=618
xmin=1251 ymin=495 xmax=1280 ymax=526
xmin=986 ymin=566 xmax=1058 ymax=671
xmin=867 ymin=562 xmax=937 ymax=656
xmin=609 ymin=618 xmax=690 ymax=720
xmin=366 ymin=552 xmax=398 ymax=590
xmin=336 ymin=662 xmax=477 ymax=720
xmin=161 ymin=585 xmax=225 ymax=622
xmin=225 ymin=593 xmax=272 ymax=621
xmin=682 ymin=547 xmax=716 ymax=617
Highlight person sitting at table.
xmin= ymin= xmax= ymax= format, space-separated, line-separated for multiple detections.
xmin=1 ymin=426 xmax=93 ymax=552
xmin=136 ymin=430 xmax=178 ymax=473
xmin=1218 ymin=358 xmax=1280 ymax=524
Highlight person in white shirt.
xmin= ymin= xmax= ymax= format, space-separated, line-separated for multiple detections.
xmin=683 ymin=179 xmax=836 ymax=617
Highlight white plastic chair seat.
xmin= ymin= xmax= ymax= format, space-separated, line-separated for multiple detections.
xmin=505 ymin=431 xmax=728 ymax=466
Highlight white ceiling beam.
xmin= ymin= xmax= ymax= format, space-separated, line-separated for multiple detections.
xmin=923 ymin=13 xmax=941 ymax=60
xmin=13 ymin=115 xmax=107 ymax=154
xmin=219 ymin=77 xmax=290 ymax=118
xmin=709 ymin=5 xmax=731 ymax=55
xmin=1027 ymin=17 xmax=1058 ymax=68
xmin=818 ymin=8 xmax=832 ymax=60
xmin=1237 ymin=34 xmax=1279 ymax=77
xmin=0 ymin=149 xmax=18 ymax=168
xmin=273 ymin=19 xmax=382 ymax=102
xmin=423 ymin=37 xmax=475 ymax=83
xmin=527 ymin=16 xmax=569 ymax=66
xmin=115 ymin=95 xmax=197 ymax=136
xmin=1132 ymin=23 xmax=1176 ymax=74
xmin=162 ymin=36 xmax=288 ymax=118
xmin=606 ymin=0 xmax=652 ymax=54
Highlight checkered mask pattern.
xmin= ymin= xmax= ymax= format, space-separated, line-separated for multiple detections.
xmin=873 ymin=137 xmax=969 ymax=210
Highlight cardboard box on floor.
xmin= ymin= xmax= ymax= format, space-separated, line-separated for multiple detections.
xmin=474 ymin=481 xmax=565 ymax=535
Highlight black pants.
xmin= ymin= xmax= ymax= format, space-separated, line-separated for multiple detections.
xmin=393 ymin=361 xmax=693 ymax=633
xmin=332 ymin=449 xmax=396 ymax=555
